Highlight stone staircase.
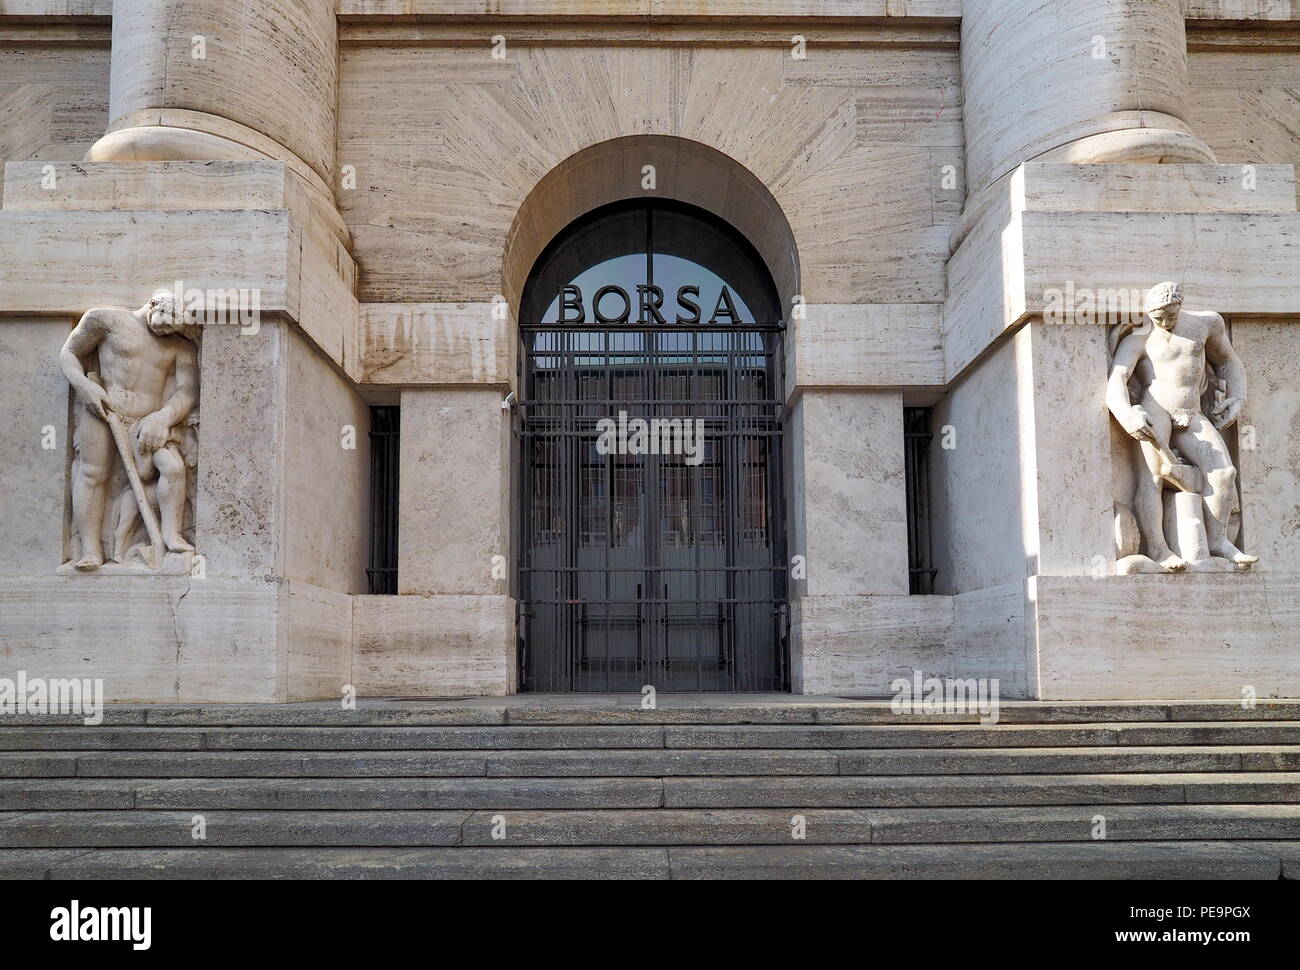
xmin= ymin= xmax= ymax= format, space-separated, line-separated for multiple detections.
xmin=2 ymin=696 xmax=1299 ymax=879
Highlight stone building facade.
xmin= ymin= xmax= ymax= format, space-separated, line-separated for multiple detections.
xmin=0 ymin=0 xmax=1297 ymax=703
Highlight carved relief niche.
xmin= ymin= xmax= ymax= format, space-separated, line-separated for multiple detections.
xmin=1106 ymin=282 xmax=1256 ymax=574
xmin=58 ymin=289 xmax=201 ymax=575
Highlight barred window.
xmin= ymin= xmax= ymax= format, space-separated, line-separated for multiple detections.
xmin=905 ymin=407 xmax=935 ymax=595
xmin=367 ymin=406 xmax=400 ymax=595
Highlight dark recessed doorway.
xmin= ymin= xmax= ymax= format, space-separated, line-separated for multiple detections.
xmin=517 ymin=199 xmax=789 ymax=692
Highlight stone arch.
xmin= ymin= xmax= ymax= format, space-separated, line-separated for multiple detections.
xmin=503 ymin=135 xmax=800 ymax=321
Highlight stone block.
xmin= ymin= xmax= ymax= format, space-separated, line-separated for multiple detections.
xmin=945 ymin=162 xmax=1300 ymax=381
xmin=793 ymin=594 xmax=954 ymax=695
xmin=1031 ymin=573 xmax=1300 ymax=700
xmin=398 ymin=388 xmax=510 ymax=596
xmin=360 ymin=303 xmax=512 ymax=386
xmin=788 ymin=304 xmax=944 ymax=394
xmin=0 ymin=161 xmax=358 ymax=373
xmin=352 ymin=594 xmax=516 ymax=697
xmin=0 ymin=319 xmax=72 ymax=577
xmin=0 ymin=575 xmax=358 ymax=703
xmin=790 ymin=389 xmax=910 ymax=598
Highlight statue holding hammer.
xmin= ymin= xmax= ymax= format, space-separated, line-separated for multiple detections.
xmin=60 ymin=290 xmax=199 ymax=571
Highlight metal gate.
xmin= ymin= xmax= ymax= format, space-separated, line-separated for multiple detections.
xmin=518 ymin=321 xmax=789 ymax=692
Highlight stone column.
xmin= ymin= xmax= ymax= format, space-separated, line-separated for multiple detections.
xmin=86 ymin=0 xmax=346 ymax=244
xmin=961 ymin=0 xmax=1214 ymax=202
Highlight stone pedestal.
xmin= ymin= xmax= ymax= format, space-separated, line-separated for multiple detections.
xmin=0 ymin=157 xmax=366 ymax=702
xmin=1031 ymin=574 xmax=1300 ymax=700
xmin=939 ymin=160 xmax=1299 ymax=700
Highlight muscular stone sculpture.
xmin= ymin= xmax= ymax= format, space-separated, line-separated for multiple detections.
xmin=60 ymin=290 xmax=199 ymax=571
xmin=1107 ymin=281 xmax=1257 ymax=573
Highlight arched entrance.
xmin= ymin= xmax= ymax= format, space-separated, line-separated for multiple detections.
xmin=517 ymin=199 xmax=789 ymax=692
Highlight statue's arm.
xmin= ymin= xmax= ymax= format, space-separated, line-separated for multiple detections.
xmin=1205 ymin=312 xmax=1247 ymax=428
xmin=59 ymin=311 xmax=110 ymax=419
xmin=164 ymin=342 xmax=199 ymax=425
xmin=136 ymin=341 xmax=198 ymax=451
xmin=1107 ymin=331 xmax=1155 ymax=440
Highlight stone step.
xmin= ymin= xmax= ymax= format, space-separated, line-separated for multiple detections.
xmin=664 ymin=723 xmax=1300 ymax=748
xmin=8 ymin=698 xmax=1299 ymax=727
xmin=493 ymin=806 xmax=1300 ymax=846
xmin=6 ymin=804 xmax=1297 ymax=848
xmin=863 ymin=804 xmax=1300 ymax=844
xmin=665 ymin=842 xmax=1298 ymax=880
xmin=0 ymin=725 xmax=663 ymax=751
xmin=463 ymin=805 xmax=1300 ymax=846
xmin=7 ymin=772 xmax=1298 ymax=812
xmin=0 ymin=777 xmax=668 ymax=811
xmin=836 ymin=746 xmax=1300 ymax=774
xmin=0 ymin=810 xmax=474 ymax=848
xmin=3 ymin=841 xmax=1295 ymax=880
xmin=6 ymin=721 xmax=1298 ymax=751
xmin=4 ymin=745 xmax=1297 ymax=778
xmin=0 ymin=749 xmax=837 ymax=777
xmin=662 ymin=772 xmax=1300 ymax=807
xmin=0 ymin=846 xmax=672 ymax=880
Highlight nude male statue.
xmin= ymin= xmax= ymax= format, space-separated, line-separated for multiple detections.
xmin=1107 ymin=281 xmax=1257 ymax=572
xmin=60 ymin=291 xmax=199 ymax=570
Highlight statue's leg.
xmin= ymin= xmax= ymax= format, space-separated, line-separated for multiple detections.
xmin=1174 ymin=417 xmax=1257 ymax=566
xmin=71 ymin=411 xmax=114 ymax=569
xmin=1134 ymin=402 xmax=1183 ymax=571
xmin=153 ymin=444 xmax=194 ymax=553
xmin=129 ymin=419 xmax=158 ymax=480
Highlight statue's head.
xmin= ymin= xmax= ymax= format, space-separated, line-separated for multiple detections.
xmin=144 ymin=289 xmax=184 ymax=335
xmin=1145 ymin=281 xmax=1183 ymax=331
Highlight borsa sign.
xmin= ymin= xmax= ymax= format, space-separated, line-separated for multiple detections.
xmin=556 ymin=283 xmax=742 ymax=325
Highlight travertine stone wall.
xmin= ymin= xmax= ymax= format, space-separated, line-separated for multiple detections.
xmin=1187 ymin=31 xmax=1300 ymax=208
xmin=1023 ymin=321 xmax=1114 ymax=578
xmin=789 ymin=305 xmax=944 ymax=394
xmin=794 ymin=594 xmax=953 ymax=695
xmin=944 ymin=163 xmax=1300 ymax=384
xmin=1233 ymin=320 xmax=1300 ymax=574
xmin=0 ymin=33 xmax=108 ymax=169
xmin=0 ymin=320 xmax=73 ymax=576
xmin=335 ymin=2 xmax=962 ymax=18
xmin=190 ymin=321 xmax=371 ymax=593
xmin=1184 ymin=1 xmax=1298 ymax=18
xmin=360 ymin=303 xmax=513 ymax=387
xmin=283 ymin=328 xmax=372 ymax=593
xmin=1033 ymin=574 xmax=1300 ymax=700
xmin=930 ymin=335 xmax=1033 ymax=595
xmin=1 ymin=1 xmax=1297 ymax=701
xmin=353 ymin=594 xmax=516 ymax=697
xmin=337 ymin=34 xmax=963 ymax=307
